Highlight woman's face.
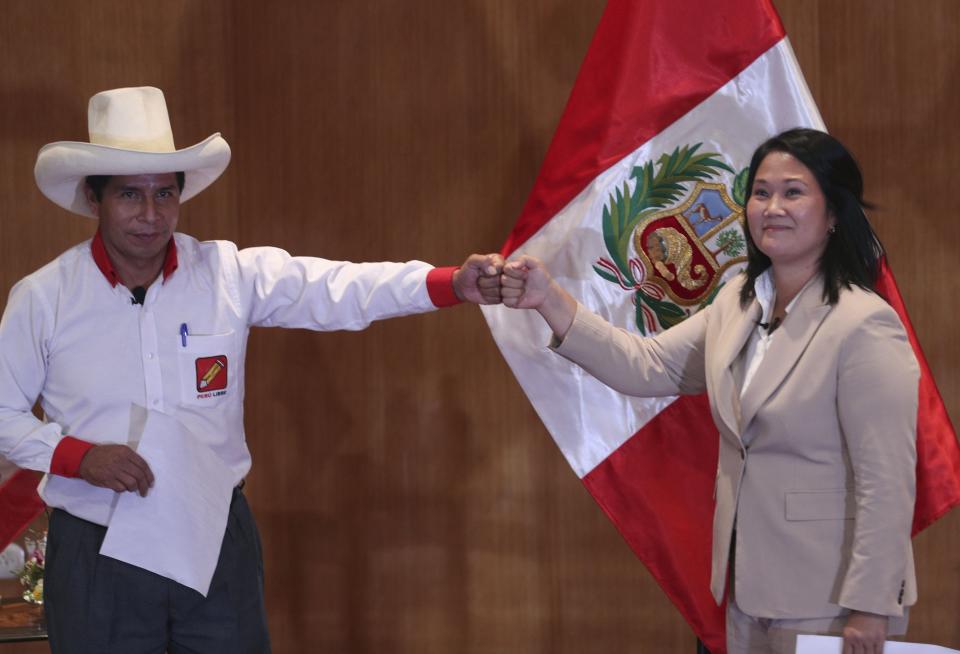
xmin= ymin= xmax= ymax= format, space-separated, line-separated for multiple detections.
xmin=746 ymin=151 xmax=834 ymax=271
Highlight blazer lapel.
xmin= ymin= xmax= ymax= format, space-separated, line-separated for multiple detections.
xmin=711 ymin=294 xmax=760 ymax=442
xmin=738 ymin=278 xmax=832 ymax=434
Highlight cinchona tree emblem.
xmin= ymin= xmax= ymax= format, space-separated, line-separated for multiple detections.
xmin=593 ymin=144 xmax=750 ymax=334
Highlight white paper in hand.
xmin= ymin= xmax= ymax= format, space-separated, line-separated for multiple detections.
xmin=99 ymin=410 xmax=234 ymax=596
xmin=797 ymin=635 xmax=959 ymax=654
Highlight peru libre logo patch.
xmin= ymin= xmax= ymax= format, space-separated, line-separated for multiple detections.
xmin=195 ymin=355 xmax=228 ymax=397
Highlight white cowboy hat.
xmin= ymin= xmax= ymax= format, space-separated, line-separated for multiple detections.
xmin=34 ymin=86 xmax=231 ymax=218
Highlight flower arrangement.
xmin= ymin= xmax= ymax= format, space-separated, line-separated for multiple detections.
xmin=18 ymin=531 xmax=45 ymax=605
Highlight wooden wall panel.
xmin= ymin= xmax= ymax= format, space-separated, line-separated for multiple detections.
xmin=0 ymin=1 xmax=957 ymax=653
xmin=229 ymin=2 xmax=685 ymax=652
xmin=778 ymin=1 xmax=960 ymax=646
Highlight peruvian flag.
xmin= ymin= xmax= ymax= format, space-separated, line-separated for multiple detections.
xmin=0 ymin=461 xmax=44 ymax=550
xmin=481 ymin=1 xmax=960 ymax=652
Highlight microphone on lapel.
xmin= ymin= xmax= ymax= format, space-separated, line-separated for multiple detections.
xmin=755 ymin=316 xmax=782 ymax=334
xmin=131 ymin=286 xmax=147 ymax=305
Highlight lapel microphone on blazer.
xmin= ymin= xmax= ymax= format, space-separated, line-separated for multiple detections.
xmin=131 ymin=286 xmax=147 ymax=305
xmin=755 ymin=316 xmax=782 ymax=334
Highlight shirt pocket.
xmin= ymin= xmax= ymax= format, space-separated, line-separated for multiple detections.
xmin=784 ymin=489 xmax=855 ymax=521
xmin=177 ymin=330 xmax=237 ymax=407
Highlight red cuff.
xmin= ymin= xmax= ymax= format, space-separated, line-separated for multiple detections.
xmin=426 ymin=266 xmax=462 ymax=308
xmin=50 ymin=436 xmax=95 ymax=478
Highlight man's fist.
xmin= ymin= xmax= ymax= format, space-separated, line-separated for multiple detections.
xmin=79 ymin=444 xmax=154 ymax=497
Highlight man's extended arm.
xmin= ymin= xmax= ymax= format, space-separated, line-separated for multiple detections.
xmin=232 ymin=244 xmax=503 ymax=329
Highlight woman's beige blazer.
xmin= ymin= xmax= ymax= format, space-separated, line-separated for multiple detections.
xmin=553 ymin=274 xmax=919 ymax=619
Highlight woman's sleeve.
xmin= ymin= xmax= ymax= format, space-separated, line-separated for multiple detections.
xmin=550 ymin=301 xmax=708 ymax=397
xmin=836 ymin=304 xmax=919 ymax=617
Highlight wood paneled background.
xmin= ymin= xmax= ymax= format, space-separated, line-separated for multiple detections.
xmin=1 ymin=1 xmax=957 ymax=652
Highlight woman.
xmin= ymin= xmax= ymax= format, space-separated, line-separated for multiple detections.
xmin=501 ymin=129 xmax=919 ymax=654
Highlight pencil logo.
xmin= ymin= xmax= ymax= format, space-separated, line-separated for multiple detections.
xmin=195 ymin=355 xmax=228 ymax=393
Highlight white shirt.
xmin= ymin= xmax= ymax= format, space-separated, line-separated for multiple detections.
xmin=740 ymin=270 xmax=803 ymax=397
xmin=0 ymin=233 xmax=442 ymax=525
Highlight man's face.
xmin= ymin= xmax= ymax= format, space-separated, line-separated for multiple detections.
xmin=86 ymin=173 xmax=181 ymax=272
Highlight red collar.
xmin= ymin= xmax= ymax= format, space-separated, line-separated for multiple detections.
xmin=91 ymin=231 xmax=179 ymax=288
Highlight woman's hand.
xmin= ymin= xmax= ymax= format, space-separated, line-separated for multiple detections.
xmin=501 ymin=255 xmax=577 ymax=340
xmin=501 ymin=255 xmax=552 ymax=309
xmin=842 ymin=611 xmax=888 ymax=654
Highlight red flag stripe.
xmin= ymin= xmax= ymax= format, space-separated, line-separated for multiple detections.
xmin=0 ymin=469 xmax=44 ymax=550
xmin=502 ymin=0 xmax=785 ymax=256
xmin=583 ymin=394 xmax=725 ymax=652
xmin=874 ymin=259 xmax=960 ymax=534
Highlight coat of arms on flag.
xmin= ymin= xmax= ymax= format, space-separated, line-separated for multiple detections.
xmin=592 ymin=145 xmax=748 ymax=334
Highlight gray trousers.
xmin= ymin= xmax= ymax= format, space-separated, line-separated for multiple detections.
xmin=44 ymin=487 xmax=270 ymax=654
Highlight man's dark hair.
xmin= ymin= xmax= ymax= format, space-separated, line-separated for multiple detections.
xmin=85 ymin=171 xmax=186 ymax=202
xmin=739 ymin=128 xmax=883 ymax=308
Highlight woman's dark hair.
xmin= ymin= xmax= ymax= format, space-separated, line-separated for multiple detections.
xmin=739 ymin=128 xmax=883 ymax=308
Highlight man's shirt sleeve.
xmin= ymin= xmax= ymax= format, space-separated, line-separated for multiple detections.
xmin=231 ymin=245 xmax=458 ymax=330
xmin=50 ymin=436 xmax=95 ymax=478
xmin=426 ymin=266 xmax=461 ymax=308
xmin=0 ymin=278 xmax=68 ymax=473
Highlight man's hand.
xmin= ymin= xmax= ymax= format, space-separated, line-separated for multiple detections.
xmin=78 ymin=444 xmax=154 ymax=497
xmin=453 ymin=253 xmax=505 ymax=304
xmin=842 ymin=611 xmax=888 ymax=654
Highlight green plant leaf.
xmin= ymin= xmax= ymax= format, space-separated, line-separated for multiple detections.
xmin=636 ymin=289 xmax=688 ymax=332
xmin=732 ymin=167 xmax=750 ymax=207
xmin=593 ymin=265 xmax=621 ymax=286
xmin=633 ymin=293 xmax=648 ymax=336
xmin=600 ymin=185 xmax=636 ymax=286
xmin=649 ymin=295 xmax=688 ymax=329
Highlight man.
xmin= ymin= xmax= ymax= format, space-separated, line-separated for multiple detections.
xmin=0 ymin=86 xmax=503 ymax=653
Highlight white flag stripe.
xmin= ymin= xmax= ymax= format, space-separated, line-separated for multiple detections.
xmin=483 ymin=40 xmax=823 ymax=479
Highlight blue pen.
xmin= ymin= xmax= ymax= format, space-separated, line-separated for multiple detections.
xmin=180 ymin=323 xmax=189 ymax=347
